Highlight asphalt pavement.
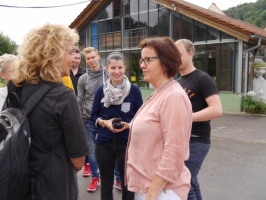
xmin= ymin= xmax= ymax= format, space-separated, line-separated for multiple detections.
xmin=78 ymin=113 xmax=266 ymax=200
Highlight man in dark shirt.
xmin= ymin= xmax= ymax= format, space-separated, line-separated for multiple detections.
xmin=70 ymin=47 xmax=86 ymax=95
xmin=175 ymin=39 xmax=223 ymax=200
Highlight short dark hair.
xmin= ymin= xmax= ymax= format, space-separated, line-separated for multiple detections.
xmin=107 ymin=52 xmax=124 ymax=65
xmin=139 ymin=37 xmax=181 ymax=78
xmin=73 ymin=46 xmax=80 ymax=53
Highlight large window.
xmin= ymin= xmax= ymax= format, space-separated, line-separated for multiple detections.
xmin=194 ymin=21 xmax=206 ymax=42
xmin=181 ymin=15 xmax=193 ymax=40
xmin=79 ymin=28 xmax=86 ymax=51
xmin=84 ymin=0 xmax=238 ymax=91
xmin=158 ymin=6 xmax=169 ymax=36
xmin=217 ymin=43 xmax=235 ymax=91
xmin=207 ymin=26 xmax=220 ymax=41
xmin=149 ymin=8 xmax=158 ymax=37
xmin=91 ymin=22 xmax=98 ymax=49
xmin=130 ymin=0 xmax=138 ymax=14
xmin=123 ymin=16 xmax=130 ymax=48
xmin=123 ymin=0 xmax=130 ymax=15
xmin=172 ymin=13 xmax=181 ymax=41
xmin=194 ymin=43 xmax=236 ymax=92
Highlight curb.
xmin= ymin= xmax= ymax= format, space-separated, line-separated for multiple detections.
xmin=223 ymin=111 xmax=266 ymax=117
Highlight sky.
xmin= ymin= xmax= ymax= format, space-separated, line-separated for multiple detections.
xmin=0 ymin=0 xmax=258 ymax=45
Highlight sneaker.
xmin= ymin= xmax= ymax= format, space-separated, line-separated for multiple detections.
xmin=87 ymin=177 xmax=100 ymax=192
xmin=115 ymin=181 xmax=122 ymax=190
xmin=83 ymin=163 xmax=91 ymax=177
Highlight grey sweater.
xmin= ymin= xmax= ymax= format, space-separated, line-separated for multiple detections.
xmin=77 ymin=66 xmax=109 ymax=119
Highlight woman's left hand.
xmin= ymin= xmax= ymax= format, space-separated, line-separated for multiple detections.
xmin=112 ymin=121 xmax=129 ymax=134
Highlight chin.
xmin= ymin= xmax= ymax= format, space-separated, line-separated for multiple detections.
xmin=62 ymin=72 xmax=70 ymax=76
xmin=143 ymin=77 xmax=149 ymax=82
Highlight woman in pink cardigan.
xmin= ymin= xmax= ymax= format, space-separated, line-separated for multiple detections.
xmin=125 ymin=37 xmax=192 ymax=200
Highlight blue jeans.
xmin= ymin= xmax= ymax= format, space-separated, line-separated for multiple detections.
xmin=185 ymin=142 xmax=210 ymax=200
xmin=83 ymin=119 xmax=100 ymax=178
xmin=114 ymin=161 xmax=120 ymax=182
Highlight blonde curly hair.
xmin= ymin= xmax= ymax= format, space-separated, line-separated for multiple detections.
xmin=13 ymin=23 xmax=79 ymax=86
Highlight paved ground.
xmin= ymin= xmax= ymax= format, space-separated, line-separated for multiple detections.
xmin=78 ymin=113 xmax=266 ymax=200
xmin=200 ymin=113 xmax=266 ymax=200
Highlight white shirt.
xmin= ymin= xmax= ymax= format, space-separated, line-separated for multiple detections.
xmin=0 ymin=86 xmax=7 ymax=110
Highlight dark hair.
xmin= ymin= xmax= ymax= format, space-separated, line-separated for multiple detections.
xmin=73 ymin=46 xmax=80 ymax=53
xmin=107 ymin=52 xmax=124 ymax=65
xmin=139 ymin=37 xmax=181 ymax=78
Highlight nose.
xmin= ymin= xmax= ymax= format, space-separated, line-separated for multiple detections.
xmin=140 ymin=62 xmax=145 ymax=69
xmin=114 ymin=68 xmax=120 ymax=73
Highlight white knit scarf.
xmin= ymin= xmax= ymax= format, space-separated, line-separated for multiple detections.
xmin=101 ymin=75 xmax=131 ymax=108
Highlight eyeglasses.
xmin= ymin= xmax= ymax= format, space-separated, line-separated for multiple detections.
xmin=65 ymin=49 xmax=76 ymax=57
xmin=3 ymin=69 xmax=15 ymax=74
xmin=139 ymin=56 xmax=159 ymax=66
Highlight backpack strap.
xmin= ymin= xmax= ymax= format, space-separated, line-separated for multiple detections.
xmin=7 ymin=80 xmax=56 ymax=115
xmin=6 ymin=81 xmax=60 ymax=200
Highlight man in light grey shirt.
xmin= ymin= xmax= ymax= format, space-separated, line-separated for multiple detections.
xmin=77 ymin=47 xmax=108 ymax=192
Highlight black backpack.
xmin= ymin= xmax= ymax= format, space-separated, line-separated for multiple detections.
xmin=0 ymin=81 xmax=56 ymax=200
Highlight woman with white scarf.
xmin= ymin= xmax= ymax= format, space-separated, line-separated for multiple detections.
xmin=91 ymin=52 xmax=143 ymax=200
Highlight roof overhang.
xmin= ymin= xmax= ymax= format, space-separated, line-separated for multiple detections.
xmin=153 ymin=0 xmax=266 ymax=45
xmin=69 ymin=0 xmax=266 ymax=45
xmin=69 ymin=0 xmax=109 ymax=30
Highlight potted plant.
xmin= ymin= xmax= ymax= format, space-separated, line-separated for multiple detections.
xmin=241 ymin=91 xmax=266 ymax=113
xmin=252 ymin=61 xmax=266 ymax=79
xmin=241 ymin=91 xmax=257 ymax=113
xmin=252 ymin=61 xmax=266 ymax=69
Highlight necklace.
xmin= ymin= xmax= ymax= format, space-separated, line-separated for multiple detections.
xmin=154 ymin=79 xmax=174 ymax=94
xmin=145 ymin=79 xmax=175 ymax=103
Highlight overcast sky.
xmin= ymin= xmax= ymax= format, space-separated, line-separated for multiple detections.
xmin=0 ymin=0 xmax=257 ymax=45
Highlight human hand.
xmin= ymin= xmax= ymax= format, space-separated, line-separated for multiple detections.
xmin=112 ymin=119 xmax=129 ymax=133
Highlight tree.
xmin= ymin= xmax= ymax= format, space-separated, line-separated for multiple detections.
xmin=254 ymin=17 xmax=263 ymax=27
xmin=0 ymin=32 xmax=17 ymax=56
xmin=224 ymin=0 xmax=266 ymax=28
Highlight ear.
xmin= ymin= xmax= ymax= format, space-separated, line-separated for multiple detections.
xmin=124 ymin=65 xmax=127 ymax=70
xmin=0 ymin=72 xmax=5 ymax=80
xmin=189 ymin=51 xmax=194 ymax=58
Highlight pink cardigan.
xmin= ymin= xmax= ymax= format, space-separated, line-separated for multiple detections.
xmin=125 ymin=81 xmax=192 ymax=200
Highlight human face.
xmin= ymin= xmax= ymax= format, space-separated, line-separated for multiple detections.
xmin=140 ymin=47 xmax=163 ymax=86
xmin=106 ymin=59 xmax=126 ymax=86
xmin=61 ymin=43 xmax=75 ymax=76
xmin=72 ymin=52 xmax=81 ymax=68
xmin=0 ymin=62 xmax=16 ymax=83
xmin=84 ymin=51 xmax=101 ymax=71
xmin=176 ymin=44 xmax=193 ymax=72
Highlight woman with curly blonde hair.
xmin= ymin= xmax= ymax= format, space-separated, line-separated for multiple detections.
xmin=9 ymin=23 xmax=89 ymax=200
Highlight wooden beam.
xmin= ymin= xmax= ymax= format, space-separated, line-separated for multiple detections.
xmin=70 ymin=0 xmax=108 ymax=30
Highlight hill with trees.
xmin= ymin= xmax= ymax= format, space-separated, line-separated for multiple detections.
xmin=224 ymin=0 xmax=266 ymax=28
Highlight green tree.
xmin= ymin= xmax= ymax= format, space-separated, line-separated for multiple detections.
xmin=243 ymin=11 xmax=253 ymax=21
xmin=254 ymin=17 xmax=263 ymax=27
xmin=0 ymin=32 xmax=17 ymax=56
xmin=260 ymin=9 xmax=266 ymax=20
xmin=224 ymin=0 xmax=266 ymax=28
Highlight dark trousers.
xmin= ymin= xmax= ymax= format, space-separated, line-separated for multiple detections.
xmin=185 ymin=142 xmax=210 ymax=200
xmin=95 ymin=140 xmax=134 ymax=200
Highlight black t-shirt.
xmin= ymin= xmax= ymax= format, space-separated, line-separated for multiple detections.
xmin=177 ymin=69 xmax=218 ymax=144
xmin=70 ymin=66 xmax=86 ymax=95
xmin=21 ymin=81 xmax=89 ymax=200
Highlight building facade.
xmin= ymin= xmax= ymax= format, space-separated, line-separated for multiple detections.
xmin=70 ymin=0 xmax=266 ymax=112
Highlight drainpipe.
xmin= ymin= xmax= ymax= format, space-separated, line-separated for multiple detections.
xmin=244 ymin=36 xmax=261 ymax=95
